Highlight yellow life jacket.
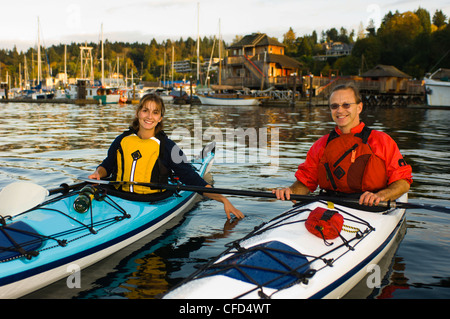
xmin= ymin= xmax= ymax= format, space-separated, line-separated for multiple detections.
xmin=116 ymin=134 xmax=165 ymax=194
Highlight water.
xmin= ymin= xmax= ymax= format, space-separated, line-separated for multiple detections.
xmin=1 ymin=101 xmax=449 ymax=299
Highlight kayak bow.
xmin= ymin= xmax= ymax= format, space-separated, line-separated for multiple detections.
xmin=164 ymin=193 xmax=407 ymax=299
xmin=0 ymin=143 xmax=215 ymax=299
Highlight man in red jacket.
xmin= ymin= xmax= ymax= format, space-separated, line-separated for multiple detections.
xmin=273 ymin=83 xmax=412 ymax=207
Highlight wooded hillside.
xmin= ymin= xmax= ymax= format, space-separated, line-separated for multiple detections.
xmin=0 ymin=7 xmax=449 ymax=86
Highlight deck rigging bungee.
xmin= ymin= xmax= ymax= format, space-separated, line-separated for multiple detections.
xmin=0 ymin=184 xmax=133 ymax=263
xmin=167 ymin=200 xmax=377 ymax=299
xmin=0 ymin=156 xmax=205 ymax=264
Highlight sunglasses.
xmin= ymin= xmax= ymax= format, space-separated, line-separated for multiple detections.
xmin=329 ymin=102 xmax=357 ymax=110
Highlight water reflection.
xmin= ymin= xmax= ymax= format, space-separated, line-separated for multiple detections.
xmin=2 ymin=102 xmax=450 ymax=299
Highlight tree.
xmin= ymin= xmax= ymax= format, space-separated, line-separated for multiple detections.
xmin=334 ymin=55 xmax=360 ymax=75
xmin=357 ymin=22 xmax=366 ymax=40
xmin=351 ymin=36 xmax=381 ymax=70
xmin=311 ymin=31 xmax=318 ymax=45
xmin=377 ymin=11 xmax=424 ymax=68
xmin=283 ymin=27 xmax=297 ymax=56
xmin=432 ymin=9 xmax=447 ymax=28
xmin=326 ymin=28 xmax=339 ymax=42
xmin=338 ymin=27 xmax=351 ymax=43
xmin=379 ymin=11 xmax=423 ymax=40
xmin=366 ymin=19 xmax=376 ymax=37
xmin=415 ymin=7 xmax=432 ymax=34
xmin=296 ymin=37 xmax=312 ymax=57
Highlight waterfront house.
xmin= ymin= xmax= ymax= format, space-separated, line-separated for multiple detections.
xmin=313 ymin=41 xmax=354 ymax=61
xmin=223 ymin=33 xmax=302 ymax=89
xmin=325 ymin=42 xmax=353 ymax=57
xmin=360 ymin=64 xmax=411 ymax=93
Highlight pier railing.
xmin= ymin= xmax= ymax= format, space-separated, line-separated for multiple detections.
xmin=222 ymin=76 xmax=305 ymax=89
xmin=316 ymin=77 xmax=425 ymax=96
xmin=220 ymin=74 xmax=425 ymax=102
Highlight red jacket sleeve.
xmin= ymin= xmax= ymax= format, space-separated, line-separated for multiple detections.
xmin=294 ymin=135 xmax=328 ymax=193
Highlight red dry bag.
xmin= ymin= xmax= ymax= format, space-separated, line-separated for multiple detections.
xmin=305 ymin=207 xmax=344 ymax=245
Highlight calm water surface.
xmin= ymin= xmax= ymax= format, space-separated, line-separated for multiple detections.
xmin=1 ymin=101 xmax=449 ymax=299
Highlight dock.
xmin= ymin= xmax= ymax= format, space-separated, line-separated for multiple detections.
xmin=0 ymin=95 xmax=427 ymax=108
xmin=0 ymin=98 xmax=141 ymax=105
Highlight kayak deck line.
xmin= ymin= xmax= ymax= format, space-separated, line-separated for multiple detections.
xmin=172 ymin=200 xmax=377 ymax=299
xmin=309 ymin=212 xmax=406 ymax=299
xmin=0 ymin=190 xmax=132 ymax=264
xmin=163 ymin=195 xmax=406 ymax=299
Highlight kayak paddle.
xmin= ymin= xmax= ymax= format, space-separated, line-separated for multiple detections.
xmin=0 ymin=181 xmax=86 ymax=216
xmin=77 ymin=177 xmax=450 ymax=214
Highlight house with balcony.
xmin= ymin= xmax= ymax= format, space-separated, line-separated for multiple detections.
xmin=313 ymin=41 xmax=354 ymax=61
xmin=222 ymin=33 xmax=302 ymax=89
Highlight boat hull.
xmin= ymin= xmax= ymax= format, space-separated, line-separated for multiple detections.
xmin=424 ymin=78 xmax=450 ymax=107
xmin=159 ymin=94 xmax=174 ymax=103
xmin=94 ymin=94 xmax=121 ymax=105
xmin=0 ymin=152 xmax=214 ymax=298
xmin=164 ymin=194 xmax=407 ymax=299
xmin=198 ymin=95 xmax=260 ymax=106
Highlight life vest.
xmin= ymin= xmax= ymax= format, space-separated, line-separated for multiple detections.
xmin=317 ymin=126 xmax=388 ymax=193
xmin=116 ymin=131 xmax=169 ymax=194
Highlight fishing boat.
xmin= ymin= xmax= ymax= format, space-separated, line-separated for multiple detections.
xmin=0 ymin=144 xmax=215 ymax=299
xmin=197 ymin=94 xmax=262 ymax=106
xmin=65 ymin=85 xmax=121 ymax=104
xmin=164 ymin=193 xmax=408 ymax=299
xmin=92 ymin=87 xmax=121 ymax=105
xmin=424 ymin=68 xmax=450 ymax=107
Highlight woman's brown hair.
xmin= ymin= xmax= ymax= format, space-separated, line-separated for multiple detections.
xmin=131 ymin=93 xmax=165 ymax=134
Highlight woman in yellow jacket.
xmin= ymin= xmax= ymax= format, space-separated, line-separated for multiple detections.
xmin=89 ymin=94 xmax=244 ymax=220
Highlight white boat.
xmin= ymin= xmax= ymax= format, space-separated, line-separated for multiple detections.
xmin=126 ymin=88 xmax=146 ymax=100
xmin=159 ymin=92 xmax=174 ymax=103
xmin=424 ymin=68 xmax=450 ymax=107
xmin=65 ymin=85 xmax=121 ymax=104
xmin=53 ymin=89 xmax=68 ymax=99
xmin=198 ymin=94 xmax=261 ymax=106
xmin=164 ymin=194 xmax=408 ymax=299
xmin=31 ymin=91 xmax=54 ymax=100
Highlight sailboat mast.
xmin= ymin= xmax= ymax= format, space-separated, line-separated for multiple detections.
xmin=101 ymin=23 xmax=105 ymax=86
xmin=37 ymin=17 xmax=42 ymax=87
xmin=64 ymin=45 xmax=67 ymax=86
xmin=196 ymin=2 xmax=200 ymax=84
xmin=117 ymin=56 xmax=119 ymax=87
xmin=24 ymin=56 xmax=28 ymax=89
xmin=163 ymin=50 xmax=166 ymax=88
xmin=19 ymin=63 xmax=22 ymax=90
xmin=219 ymin=18 xmax=222 ymax=86
xmin=172 ymin=46 xmax=174 ymax=87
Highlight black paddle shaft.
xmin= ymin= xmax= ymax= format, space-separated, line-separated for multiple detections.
xmin=78 ymin=178 xmax=450 ymax=214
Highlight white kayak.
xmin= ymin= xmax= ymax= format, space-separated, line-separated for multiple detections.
xmin=164 ymin=194 xmax=407 ymax=299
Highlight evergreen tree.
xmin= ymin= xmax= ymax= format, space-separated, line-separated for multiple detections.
xmin=432 ymin=9 xmax=448 ymax=28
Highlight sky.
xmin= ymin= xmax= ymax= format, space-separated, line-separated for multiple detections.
xmin=1 ymin=0 xmax=449 ymax=51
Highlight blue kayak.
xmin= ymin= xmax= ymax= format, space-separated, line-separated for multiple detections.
xmin=0 ymin=144 xmax=215 ymax=298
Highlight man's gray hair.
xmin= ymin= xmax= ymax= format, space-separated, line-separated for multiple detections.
xmin=330 ymin=83 xmax=362 ymax=104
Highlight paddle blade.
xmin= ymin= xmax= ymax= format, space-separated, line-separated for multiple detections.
xmin=0 ymin=182 xmax=49 ymax=216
